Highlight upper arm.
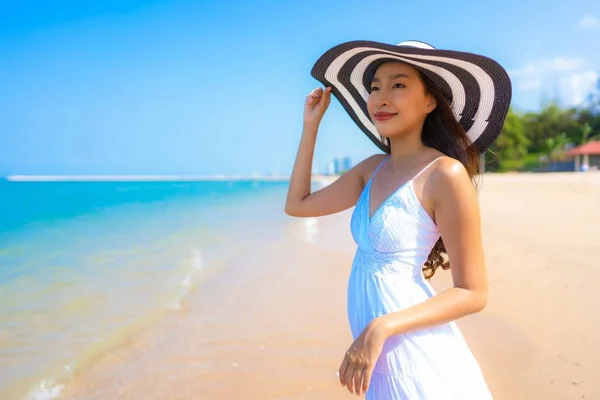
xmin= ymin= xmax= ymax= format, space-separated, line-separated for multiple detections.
xmin=430 ymin=159 xmax=487 ymax=295
xmin=285 ymin=154 xmax=385 ymax=218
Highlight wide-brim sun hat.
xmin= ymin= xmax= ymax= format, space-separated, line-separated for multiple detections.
xmin=310 ymin=40 xmax=512 ymax=154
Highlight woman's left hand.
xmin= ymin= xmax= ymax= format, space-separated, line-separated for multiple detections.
xmin=338 ymin=320 xmax=387 ymax=396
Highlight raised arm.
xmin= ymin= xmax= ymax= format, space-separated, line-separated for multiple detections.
xmin=284 ymin=87 xmax=380 ymax=218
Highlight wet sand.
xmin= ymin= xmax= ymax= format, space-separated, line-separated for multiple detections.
xmin=62 ymin=172 xmax=600 ymax=399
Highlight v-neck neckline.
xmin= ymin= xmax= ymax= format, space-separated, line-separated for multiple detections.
xmin=365 ymin=155 xmax=444 ymax=225
xmin=366 ymin=177 xmax=413 ymax=223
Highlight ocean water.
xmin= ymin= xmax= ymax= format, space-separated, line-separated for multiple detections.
xmin=0 ymin=179 xmax=294 ymax=400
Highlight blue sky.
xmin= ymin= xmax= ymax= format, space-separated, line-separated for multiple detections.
xmin=1 ymin=0 xmax=599 ymax=176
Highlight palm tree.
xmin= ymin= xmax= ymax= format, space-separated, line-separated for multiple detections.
xmin=544 ymin=132 xmax=571 ymax=162
xmin=580 ymin=123 xmax=600 ymax=144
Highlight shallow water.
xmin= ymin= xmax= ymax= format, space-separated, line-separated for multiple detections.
xmin=0 ymin=179 xmax=292 ymax=399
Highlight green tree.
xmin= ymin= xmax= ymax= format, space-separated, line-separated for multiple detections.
xmin=578 ymin=122 xmax=600 ymax=144
xmin=581 ymin=123 xmax=592 ymax=144
xmin=581 ymin=78 xmax=600 ymax=138
xmin=487 ymin=107 xmax=529 ymax=171
xmin=543 ymin=132 xmax=571 ymax=162
xmin=485 ymin=77 xmax=600 ymax=171
xmin=522 ymin=103 xmax=579 ymax=153
xmin=587 ymin=77 xmax=600 ymax=114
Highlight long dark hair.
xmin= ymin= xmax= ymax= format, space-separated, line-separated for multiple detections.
xmin=417 ymin=71 xmax=480 ymax=279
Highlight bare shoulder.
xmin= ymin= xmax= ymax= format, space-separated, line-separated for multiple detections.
xmin=355 ymin=153 xmax=388 ymax=182
xmin=432 ymin=156 xmax=470 ymax=180
xmin=360 ymin=153 xmax=388 ymax=174
xmin=428 ymin=156 xmax=474 ymax=198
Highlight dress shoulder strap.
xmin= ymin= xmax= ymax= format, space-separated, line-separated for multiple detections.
xmin=368 ymin=155 xmax=390 ymax=182
xmin=411 ymin=156 xmax=444 ymax=182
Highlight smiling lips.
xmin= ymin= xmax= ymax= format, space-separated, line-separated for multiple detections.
xmin=374 ymin=112 xmax=397 ymax=122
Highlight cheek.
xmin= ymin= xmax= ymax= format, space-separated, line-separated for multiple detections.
xmin=366 ymin=96 xmax=375 ymax=114
xmin=394 ymin=93 xmax=426 ymax=115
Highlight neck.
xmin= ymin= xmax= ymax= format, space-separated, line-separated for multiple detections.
xmin=387 ymin=130 xmax=428 ymax=166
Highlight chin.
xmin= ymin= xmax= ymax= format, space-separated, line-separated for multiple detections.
xmin=375 ymin=125 xmax=403 ymax=139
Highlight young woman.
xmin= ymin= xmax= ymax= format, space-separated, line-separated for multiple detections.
xmin=285 ymin=40 xmax=511 ymax=399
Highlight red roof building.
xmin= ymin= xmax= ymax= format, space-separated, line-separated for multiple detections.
xmin=566 ymin=141 xmax=600 ymax=156
xmin=566 ymin=141 xmax=600 ymax=171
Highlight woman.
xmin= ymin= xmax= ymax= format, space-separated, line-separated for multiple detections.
xmin=285 ymin=40 xmax=511 ymax=399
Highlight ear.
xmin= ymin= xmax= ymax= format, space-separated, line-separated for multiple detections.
xmin=426 ymin=94 xmax=438 ymax=114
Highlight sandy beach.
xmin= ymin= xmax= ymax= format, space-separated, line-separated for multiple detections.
xmin=60 ymin=171 xmax=600 ymax=399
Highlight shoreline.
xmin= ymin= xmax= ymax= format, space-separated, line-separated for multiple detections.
xmin=4 ymin=170 xmax=598 ymax=182
xmin=59 ymin=215 xmax=357 ymax=399
xmin=5 ymin=171 xmax=599 ymax=399
xmin=2 ymin=174 xmax=338 ymax=182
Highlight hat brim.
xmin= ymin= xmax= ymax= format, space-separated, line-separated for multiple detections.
xmin=310 ymin=40 xmax=512 ymax=154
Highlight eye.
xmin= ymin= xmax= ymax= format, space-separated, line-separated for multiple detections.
xmin=393 ymin=83 xmax=405 ymax=88
xmin=370 ymin=85 xmax=379 ymax=91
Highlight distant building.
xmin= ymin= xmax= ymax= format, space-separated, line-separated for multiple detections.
xmin=566 ymin=141 xmax=600 ymax=171
xmin=342 ymin=156 xmax=352 ymax=172
xmin=326 ymin=156 xmax=353 ymax=175
xmin=327 ymin=161 xmax=336 ymax=176
xmin=332 ymin=157 xmax=341 ymax=174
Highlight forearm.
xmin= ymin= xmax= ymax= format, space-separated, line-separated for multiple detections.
xmin=285 ymin=124 xmax=318 ymax=209
xmin=374 ymin=286 xmax=487 ymax=339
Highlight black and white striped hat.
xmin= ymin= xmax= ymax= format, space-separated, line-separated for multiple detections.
xmin=310 ymin=40 xmax=512 ymax=154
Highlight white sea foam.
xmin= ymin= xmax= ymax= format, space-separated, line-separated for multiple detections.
xmin=166 ymin=247 xmax=205 ymax=311
xmin=27 ymin=379 xmax=64 ymax=400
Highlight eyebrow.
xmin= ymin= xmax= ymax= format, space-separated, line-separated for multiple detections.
xmin=371 ymin=73 xmax=411 ymax=83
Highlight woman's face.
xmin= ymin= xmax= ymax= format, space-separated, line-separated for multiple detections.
xmin=366 ymin=62 xmax=436 ymax=140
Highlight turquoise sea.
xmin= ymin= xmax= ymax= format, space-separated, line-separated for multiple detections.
xmin=0 ymin=179 xmax=296 ymax=399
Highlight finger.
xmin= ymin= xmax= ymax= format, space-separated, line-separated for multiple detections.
xmin=338 ymin=357 xmax=349 ymax=387
xmin=306 ymin=87 xmax=330 ymax=111
xmin=316 ymin=88 xmax=331 ymax=109
xmin=305 ymin=93 xmax=322 ymax=106
xmin=353 ymin=368 xmax=364 ymax=396
xmin=362 ymin=366 xmax=373 ymax=395
xmin=310 ymin=87 xmax=323 ymax=97
xmin=323 ymin=86 xmax=332 ymax=99
xmin=306 ymin=89 xmax=320 ymax=99
xmin=305 ymin=95 xmax=317 ymax=106
xmin=306 ymin=88 xmax=321 ymax=99
xmin=344 ymin=366 xmax=355 ymax=394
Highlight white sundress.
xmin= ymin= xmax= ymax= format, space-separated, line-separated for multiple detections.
xmin=348 ymin=156 xmax=493 ymax=399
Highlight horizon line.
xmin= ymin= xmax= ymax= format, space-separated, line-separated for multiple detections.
xmin=2 ymin=174 xmax=338 ymax=182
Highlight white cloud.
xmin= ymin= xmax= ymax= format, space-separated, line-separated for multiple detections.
xmin=559 ymin=70 xmax=599 ymax=106
xmin=510 ymin=57 xmax=584 ymax=79
xmin=576 ymin=14 xmax=600 ymax=30
xmin=510 ymin=56 xmax=598 ymax=107
xmin=518 ymin=80 xmax=542 ymax=91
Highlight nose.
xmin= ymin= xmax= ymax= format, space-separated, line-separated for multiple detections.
xmin=374 ymin=88 xmax=390 ymax=108
xmin=377 ymin=98 xmax=389 ymax=107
